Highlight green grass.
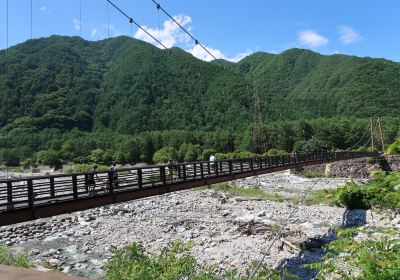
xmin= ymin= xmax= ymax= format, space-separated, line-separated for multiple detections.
xmin=304 ymin=189 xmax=337 ymax=206
xmin=308 ymin=228 xmax=400 ymax=280
xmin=198 ymin=183 xmax=287 ymax=202
xmin=105 ymin=240 xmax=291 ymax=280
xmin=0 ymin=245 xmax=30 ymax=268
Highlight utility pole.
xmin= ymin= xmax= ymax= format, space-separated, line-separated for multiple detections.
xmin=252 ymin=86 xmax=268 ymax=153
xmin=377 ymin=115 xmax=385 ymax=152
xmin=369 ymin=117 xmax=375 ymax=152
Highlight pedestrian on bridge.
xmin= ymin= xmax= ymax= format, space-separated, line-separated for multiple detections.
xmin=209 ymin=154 xmax=217 ymax=173
xmin=109 ymin=162 xmax=118 ymax=192
xmin=87 ymin=165 xmax=100 ymax=196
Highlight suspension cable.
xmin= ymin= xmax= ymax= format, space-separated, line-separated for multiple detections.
xmin=107 ymin=1 xmax=110 ymax=38
xmin=149 ymin=0 xmax=218 ymax=60
xmin=79 ymin=0 xmax=82 ymax=37
xmin=30 ymin=0 xmax=33 ymax=39
xmin=106 ymin=0 xmax=168 ymax=49
xmin=6 ymin=0 xmax=9 ymax=54
xmin=344 ymin=123 xmax=371 ymax=151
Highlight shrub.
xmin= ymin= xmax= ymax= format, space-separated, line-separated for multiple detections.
xmin=65 ymin=163 xmax=109 ymax=173
xmin=309 ymin=228 xmax=400 ymax=280
xmin=0 ymin=245 xmax=30 ymax=268
xmin=105 ymin=241 xmax=287 ymax=280
xmin=335 ymin=172 xmax=400 ymax=209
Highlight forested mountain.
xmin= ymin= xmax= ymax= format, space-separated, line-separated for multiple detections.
xmin=235 ymin=49 xmax=400 ymax=118
xmin=0 ymin=36 xmax=399 ymax=165
xmin=0 ymin=36 xmax=251 ymax=135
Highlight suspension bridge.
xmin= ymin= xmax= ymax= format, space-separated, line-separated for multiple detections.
xmin=0 ymin=151 xmax=378 ymax=226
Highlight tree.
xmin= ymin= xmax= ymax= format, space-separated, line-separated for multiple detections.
xmin=36 ymin=149 xmax=61 ymax=165
xmin=152 ymin=147 xmax=177 ymax=163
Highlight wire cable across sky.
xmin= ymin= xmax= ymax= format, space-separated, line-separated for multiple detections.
xmin=149 ymin=0 xmax=218 ymax=60
xmin=106 ymin=0 xmax=168 ymax=49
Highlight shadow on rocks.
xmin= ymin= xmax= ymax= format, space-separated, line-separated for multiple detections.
xmin=275 ymin=209 xmax=367 ymax=280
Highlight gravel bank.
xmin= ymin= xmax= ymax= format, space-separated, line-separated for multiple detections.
xmin=1 ymin=173 xmax=398 ymax=279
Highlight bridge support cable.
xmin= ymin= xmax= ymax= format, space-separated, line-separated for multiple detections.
xmin=79 ymin=0 xmax=82 ymax=37
xmin=248 ymin=181 xmax=318 ymax=280
xmin=107 ymin=0 xmax=110 ymax=38
xmin=344 ymin=122 xmax=372 ymax=151
xmin=30 ymin=0 xmax=33 ymax=39
xmin=370 ymin=116 xmax=375 ymax=152
xmin=6 ymin=0 xmax=9 ymax=54
xmin=106 ymin=0 xmax=168 ymax=49
xmin=149 ymin=0 xmax=218 ymax=60
xmin=377 ymin=115 xmax=385 ymax=152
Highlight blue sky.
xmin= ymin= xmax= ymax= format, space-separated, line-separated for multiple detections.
xmin=0 ymin=0 xmax=399 ymax=62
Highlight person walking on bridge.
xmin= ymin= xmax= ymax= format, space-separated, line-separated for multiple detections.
xmin=87 ymin=165 xmax=100 ymax=196
xmin=209 ymin=154 xmax=217 ymax=173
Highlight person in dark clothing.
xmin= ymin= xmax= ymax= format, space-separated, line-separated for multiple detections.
xmin=109 ymin=162 xmax=118 ymax=191
xmin=87 ymin=165 xmax=100 ymax=196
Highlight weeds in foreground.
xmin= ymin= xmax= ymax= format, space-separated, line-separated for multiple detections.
xmin=307 ymin=228 xmax=400 ymax=280
xmin=105 ymin=240 xmax=294 ymax=280
xmin=0 ymin=245 xmax=30 ymax=268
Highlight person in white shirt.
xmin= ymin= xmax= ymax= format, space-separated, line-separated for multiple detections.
xmin=209 ymin=154 xmax=216 ymax=173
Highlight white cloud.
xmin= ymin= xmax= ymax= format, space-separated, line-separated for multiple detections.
xmin=134 ymin=14 xmax=191 ymax=48
xmin=227 ymin=49 xmax=253 ymax=62
xmin=339 ymin=25 xmax=361 ymax=44
xmin=73 ymin=18 xmax=81 ymax=30
xmin=133 ymin=13 xmax=252 ymax=62
xmin=298 ymin=30 xmax=328 ymax=48
xmin=91 ymin=28 xmax=97 ymax=37
xmin=187 ymin=44 xmax=225 ymax=62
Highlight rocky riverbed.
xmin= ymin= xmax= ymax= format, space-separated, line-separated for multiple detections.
xmin=1 ymin=172 xmax=399 ymax=279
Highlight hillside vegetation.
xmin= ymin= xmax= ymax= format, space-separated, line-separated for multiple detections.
xmin=0 ymin=36 xmax=399 ymax=165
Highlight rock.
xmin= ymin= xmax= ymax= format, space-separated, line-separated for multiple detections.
xmin=48 ymin=258 xmax=61 ymax=268
xmin=29 ymin=249 xmax=40 ymax=256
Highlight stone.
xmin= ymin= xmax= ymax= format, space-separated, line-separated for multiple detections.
xmin=48 ymin=258 xmax=61 ymax=268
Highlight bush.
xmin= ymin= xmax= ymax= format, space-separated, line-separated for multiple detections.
xmin=387 ymin=139 xmax=400 ymax=155
xmin=336 ymin=172 xmax=400 ymax=209
xmin=263 ymin=149 xmax=289 ymax=157
xmin=105 ymin=241 xmax=287 ymax=280
xmin=153 ymin=147 xmax=178 ymax=163
xmin=65 ymin=163 xmax=109 ymax=173
xmin=310 ymin=228 xmax=400 ymax=280
xmin=0 ymin=245 xmax=30 ymax=268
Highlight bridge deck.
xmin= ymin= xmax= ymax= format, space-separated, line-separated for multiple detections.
xmin=0 ymin=152 xmax=375 ymax=226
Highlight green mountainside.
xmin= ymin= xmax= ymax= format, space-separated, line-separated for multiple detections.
xmin=236 ymin=49 xmax=400 ymax=118
xmin=0 ymin=36 xmax=399 ymax=165
xmin=0 ymin=36 xmax=251 ymax=135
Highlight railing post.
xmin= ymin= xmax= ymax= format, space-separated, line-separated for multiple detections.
xmin=50 ymin=177 xmax=55 ymax=198
xmin=7 ymin=181 xmax=12 ymax=205
xmin=240 ymin=159 xmax=243 ymax=172
xmin=108 ymin=171 xmax=114 ymax=194
xmin=27 ymin=179 xmax=34 ymax=209
xmin=200 ymin=163 xmax=204 ymax=179
xmin=182 ymin=164 xmax=187 ymax=181
xmin=215 ymin=162 xmax=219 ymax=176
xmin=250 ymin=159 xmax=254 ymax=171
xmin=268 ymin=157 xmax=271 ymax=167
xmin=138 ymin=169 xmax=143 ymax=189
xmin=207 ymin=162 xmax=210 ymax=175
xmin=160 ymin=167 xmax=166 ymax=185
xmin=72 ymin=175 xmax=78 ymax=200
xmin=193 ymin=163 xmax=197 ymax=178
xmin=229 ymin=160 xmax=233 ymax=174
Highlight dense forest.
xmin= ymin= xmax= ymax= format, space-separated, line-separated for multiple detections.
xmin=0 ymin=36 xmax=399 ymax=166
